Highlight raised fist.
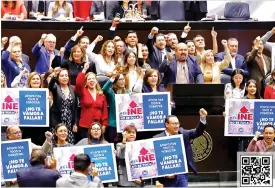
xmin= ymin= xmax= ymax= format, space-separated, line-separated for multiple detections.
xmin=41 ymin=34 xmax=47 ymax=41
xmin=96 ymin=35 xmax=103 ymax=42
xmin=254 ymin=131 xmax=261 ymax=138
xmin=199 ymin=108 xmax=208 ymax=117
xmin=58 ymin=47 xmax=66 ymax=56
xmin=151 ymin=27 xmax=159 ymax=35
xmin=221 ymin=40 xmax=228 ymax=46
xmin=1 ymin=37 xmax=8 ymax=46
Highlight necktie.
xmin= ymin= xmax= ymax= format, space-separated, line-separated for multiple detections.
xmin=259 ymin=55 xmax=266 ymax=74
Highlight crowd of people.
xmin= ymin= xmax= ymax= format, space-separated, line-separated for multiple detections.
xmin=1 ymin=1 xmax=275 ymax=187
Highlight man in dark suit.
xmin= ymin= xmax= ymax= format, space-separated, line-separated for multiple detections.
xmin=146 ymin=27 xmax=168 ymax=70
xmin=153 ymin=109 xmax=208 ymax=187
xmin=215 ymin=38 xmax=249 ymax=78
xmin=246 ymin=36 xmax=271 ymax=95
xmin=16 ymin=149 xmax=60 ymax=187
xmin=159 ymin=43 xmax=204 ymax=87
xmin=184 ymin=1 xmax=207 ymax=21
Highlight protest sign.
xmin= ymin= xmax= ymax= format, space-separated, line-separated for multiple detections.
xmin=224 ymin=99 xmax=275 ymax=136
xmin=115 ymin=92 xmax=171 ymax=132
xmin=54 ymin=144 xmax=118 ymax=183
xmin=125 ymin=135 xmax=188 ymax=181
xmin=1 ymin=88 xmax=49 ymax=127
xmin=1 ymin=139 xmax=31 ymax=181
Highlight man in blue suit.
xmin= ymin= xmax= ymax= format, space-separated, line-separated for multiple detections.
xmin=16 ymin=149 xmax=60 ymax=187
xmin=159 ymin=43 xmax=204 ymax=87
xmin=215 ymin=38 xmax=249 ymax=78
xmin=153 ymin=108 xmax=208 ymax=187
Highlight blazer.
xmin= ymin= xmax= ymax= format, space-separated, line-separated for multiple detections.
xmin=16 ymin=164 xmax=61 ymax=187
xmin=90 ymin=1 xmax=104 ymax=17
xmin=147 ymin=36 xmax=167 ymax=70
xmin=245 ymin=48 xmax=271 ymax=92
xmin=56 ymin=172 xmax=101 ymax=188
xmin=184 ymin=1 xmax=208 ymax=13
xmin=153 ymin=121 xmax=207 ymax=176
xmin=1 ymin=51 xmax=31 ymax=88
xmin=75 ymin=72 xmax=108 ymax=128
xmin=32 ymin=43 xmax=59 ymax=74
xmin=215 ymin=52 xmax=249 ymax=77
xmin=159 ymin=55 xmax=204 ymax=86
xmin=48 ymin=77 xmax=78 ymax=128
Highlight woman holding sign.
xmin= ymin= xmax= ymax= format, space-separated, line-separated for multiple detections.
xmin=49 ymin=68 xmax=78 ymax=144
xmin=102 ymin=70 xmax=131 ymax=143
xmin=116 ymin=125 xmax=142 ymax=187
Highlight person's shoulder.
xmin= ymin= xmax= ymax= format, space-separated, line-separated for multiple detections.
xmin=76 ymin=138 xmax=88 ymax=146
xmin=187 ymin=55 xmax=197 ymax=62
xmin=153 ymin=131 xmax=165 ymax=138
xmin=56 ymin=176 xmax=68 ymax=186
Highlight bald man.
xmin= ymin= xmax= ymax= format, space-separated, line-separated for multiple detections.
xmin=32 ymin=33 xmax=59 ymax=74
xmin=6 ymin=125 xmax=52 ymax=154
xmin=159 ymin=43 xmax=204 ymax=87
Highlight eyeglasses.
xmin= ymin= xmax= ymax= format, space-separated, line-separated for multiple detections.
xmin=45 ymin=41 xmax=56 ymax=44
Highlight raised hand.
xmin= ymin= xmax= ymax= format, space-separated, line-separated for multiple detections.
xmin=211 ymin=27 xmax=217 ymax=38
xmin=58 ymin=47 xmax=66 ymax=56
xmin=221 ymin=40 xmax=228 ymax=47
xmin=150 ymin=27 xmax=159 ymax=35
xmin=199 ymin=108 xmax=208 ymax=117
xmin=184 ymin=22 xmax=191 ymax=33
xmin=45 ymin=131 xmax=53 ymax=142
xmin=1 ymin=37 xmax=8 ymax=47
xmin=95 ymin=35 xmax=103 ymax=43
xmin=254 ymin=131 xmax=261 ymax=139
xmin=271 ymin=27 xmax=275 ymax=34
xmin=75 ymin=26 xmax=84 ymax=37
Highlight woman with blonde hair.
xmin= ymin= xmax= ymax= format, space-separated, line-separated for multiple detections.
xmin=47 ymin=0 xmax=73 ymax=19
xmin=75 ymin=63 xmax=108 ymax=140
xmin=52 ymin=44 xmax=93 ymax=86
xmin=1 ymin=71 xmax=7 ymax=88
xmin=200 ymin=40 xmax=231 ymax=84
xmin=27 ymin=72 xmax=42 ymax=88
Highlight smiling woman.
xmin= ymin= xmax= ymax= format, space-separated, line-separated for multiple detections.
xmin=48 ymin=68 xmax=79 ymax=144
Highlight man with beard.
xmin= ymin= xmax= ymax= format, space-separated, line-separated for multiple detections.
xmin=215 ymin=38 xmax=249 ymax=78
xmin=159 ymin=43 xmax=204 ymax=87
xmin=166 ymin=23 xmax=191 ymax=53
xmin=246 ymin=36 xmax=271 ymax=95
xmin=153 ymin=109 xmax=208 ymax=187
xmin=247 ymin=124 xmax=275 ymax=152
xmin=147 ymin=27 xmax=168 ymax=69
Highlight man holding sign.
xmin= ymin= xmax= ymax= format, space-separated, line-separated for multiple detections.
xmin=153 ymin=108 xmax=208 ymax=187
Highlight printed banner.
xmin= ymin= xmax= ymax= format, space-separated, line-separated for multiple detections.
xmin=1 ymin=88 xmax=49 ymax=127
xmin=125 ymin=135 xmax=188 ymax=181
xmin=54 ymin=144 xmax=118 ymax=183
xmin=224 ymin=99 xmax=275 ymax=136
xmin=1 ymin=139 xmax=31 ymax=181
xmin=115 ymin=92 xmax=171 ymax=132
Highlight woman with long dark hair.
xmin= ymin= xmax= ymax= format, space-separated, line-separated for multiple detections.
xmin=224 ymin=69 xmax=246 ymax=99
xmin=76 ymin=122 xmax=108 ymax=146
xmin=243 ymin=79 xmax=261 ymax=99
xmin=49 ymin=68 xmax=78 ymax=144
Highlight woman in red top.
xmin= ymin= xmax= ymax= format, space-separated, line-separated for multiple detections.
xmin=264 ymin=69 xmax=275 ymax=99
xmin=75 ymin=62 xmax=108 ymax=139
xmin=1 ymin=0 xmax=27 ymax=19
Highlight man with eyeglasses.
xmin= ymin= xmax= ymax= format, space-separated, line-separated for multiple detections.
xmin=6 ymin=125 xmax=52 ymax=153
xmin=32 ymin=33 xmax=59 ymax=74
xmin=4 ymin=125 xmax=53 ymax=187
xmin=153 ymin=108 xmax=208 ymax=188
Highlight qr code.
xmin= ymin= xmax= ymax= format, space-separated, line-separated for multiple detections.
xmin=240 ymin=155 xmax=273 ymax=187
